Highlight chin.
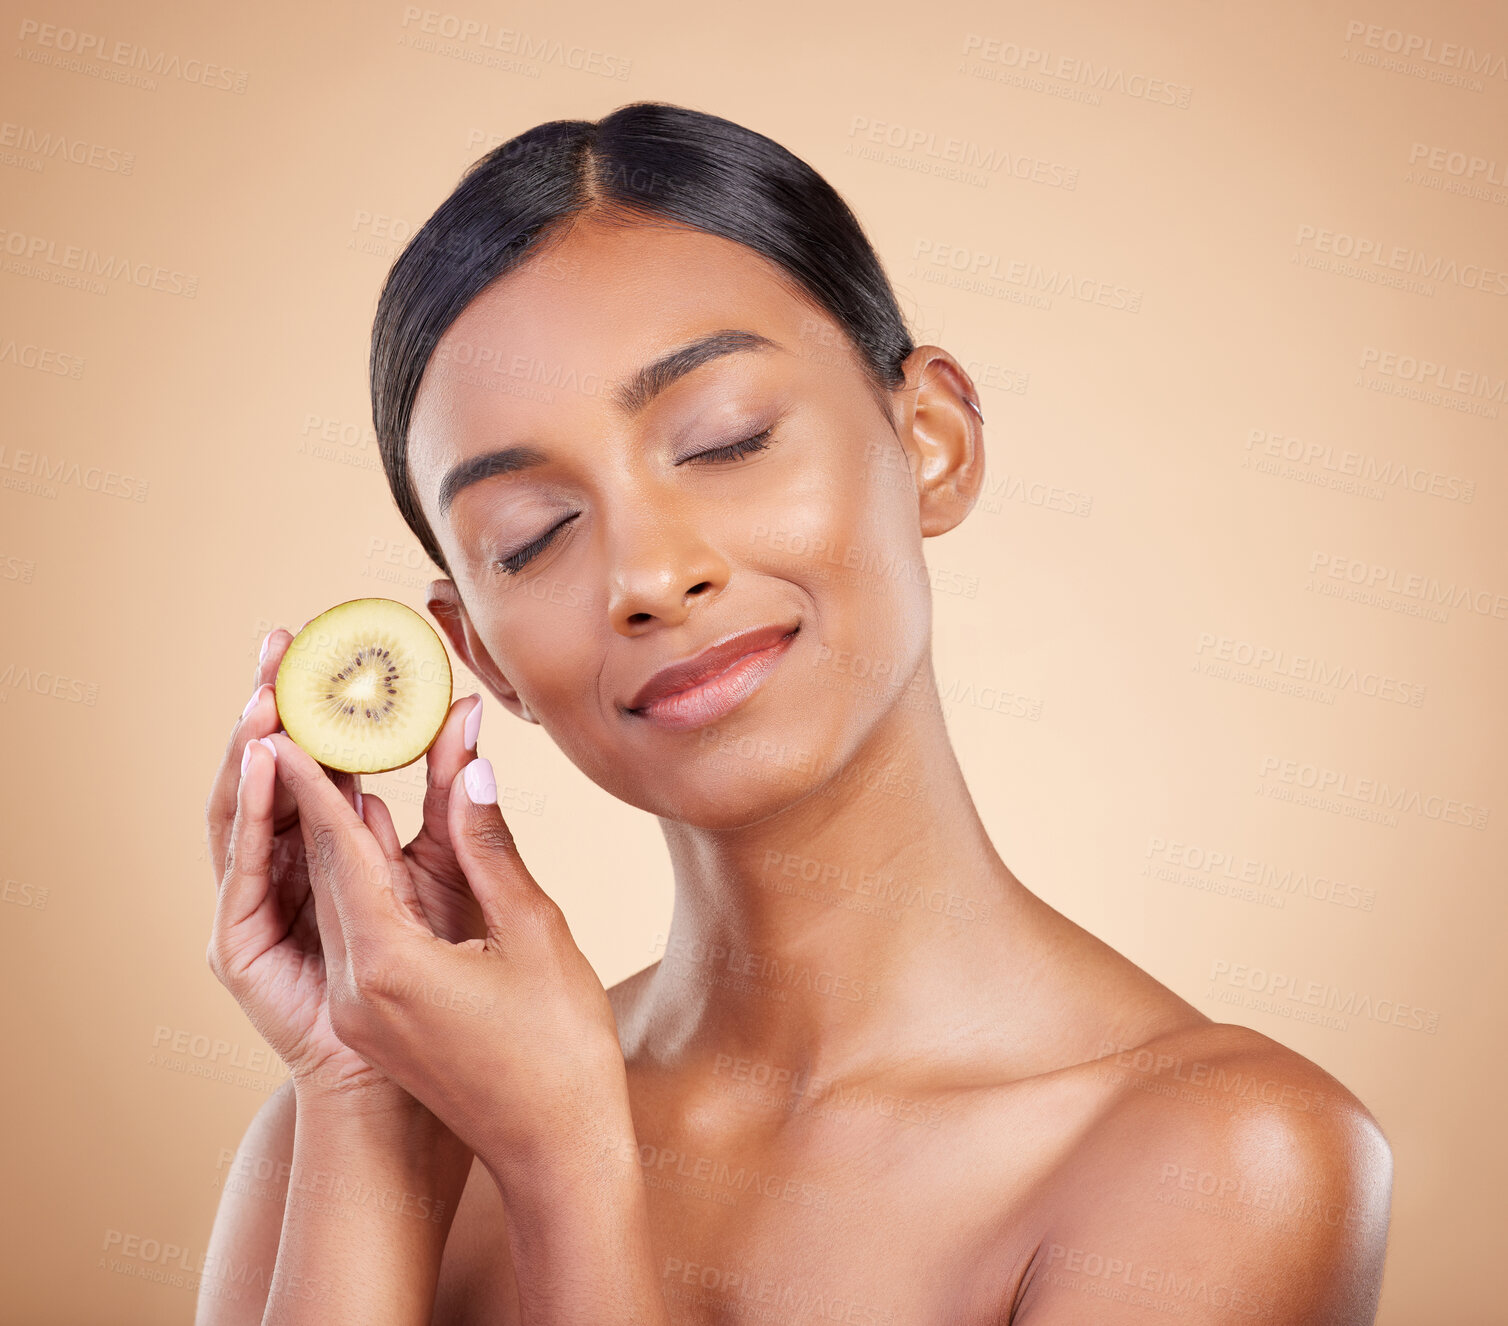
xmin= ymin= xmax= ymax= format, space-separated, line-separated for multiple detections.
xmin=578 ymin=634 xmax=912 ymax=824
xmin=600 ymin=708 xmax=845 ymax=827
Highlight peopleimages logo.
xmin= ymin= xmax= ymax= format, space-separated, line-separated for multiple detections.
xmin=653 ymin=933 xmax=876 ymax=1003
xmin=0 ymin=337 xmax=85 ymax=378
xmin=1293 ymin=224 xmax=1508 ymax=296
xmin=1194 ymin=631 xmax=1427 ymax=706
xmin=660 ymin=1256 xmax=897 ymax=1326
xmin=1155 ymin=1161 xmax=1387 ymax=1236
xmin=1245 ymin=429 xmax=1475 ymax=504
xmin=1040 ymin=1243 xmax=1271 ymax=1317
xmin=1094 ymin=1038 xmax=1330 ymax=1113
xmin=844 ymin=115 xmax=1080 ymax=191
xmin=1359 ymin=345 xmax=1505 ymax=400
xmin=1342 ymin=20 xmax=1508 ymax=82
xmin=1257 ymin=755 xmax=1488 ymax=830
xmin=1406 ymin=142 xmax=1508 ymax=186
xmin=396 ymin=8 xmax=632 ymax=80
xmin=1208 ymin=960 xmax=1440 ymax=1035
xmin=958 ymin=35 xmax=1195 ymax=108
xmin=15 ymin=20 xmax=250 ymax=93
xmin=1144 ymin=836 xmax=1377 ymax=911
xmin=912 ymin=238 xmax=1143 ymax=312
xmin=0 ymin=121 xmax=135 ymax=174
xmin=0 ymin=227 xmax=199 ymax=297
xmin=1354 ymin=346 xmax=1504 ymax=419
xmin=1308 ymin=552 xmax=1508 ymax=621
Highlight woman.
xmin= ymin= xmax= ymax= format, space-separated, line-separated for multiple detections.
xmin=200 ymin=101 xmax=1392 ymax=1324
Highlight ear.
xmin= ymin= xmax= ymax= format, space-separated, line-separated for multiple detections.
xmin=427 ymin=579 xmax=539 ymax=724
xmin=890 ymin=345 xmax=986 ymax=537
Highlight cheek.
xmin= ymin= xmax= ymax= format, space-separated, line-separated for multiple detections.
xmin=478 ymin=559 xmax=595 ymax=621
xmin=470 ymin=568 xmax=600 ymax=706
xmin=744 ymin=449 xmax=931 ymax=706
xmin=741 ymin=443 xmax=903 ymax=580
xmin=746 ymin=441 xmax=923 ymax=606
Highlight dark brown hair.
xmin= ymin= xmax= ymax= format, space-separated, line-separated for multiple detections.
xmin=370 ymin=100 xmax=916 ymax=576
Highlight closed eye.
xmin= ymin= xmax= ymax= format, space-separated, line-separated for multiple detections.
xmin=679 ymin=426 xmax=775 ymax=465
xmin=494 ymin=428 xmax=778 ymax=574
xmin=495 ymin=513 xmax=577 ymax=576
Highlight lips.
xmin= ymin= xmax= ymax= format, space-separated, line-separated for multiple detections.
xmin=624 ymin=622 xmax=800 ymax=713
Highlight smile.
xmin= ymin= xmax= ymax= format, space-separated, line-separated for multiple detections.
xmin=627 ymin=626 xmax=799 ymax=732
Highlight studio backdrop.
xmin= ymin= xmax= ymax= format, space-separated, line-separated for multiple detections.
xmin=2 ymin=1 xmax=1503 ymax=1322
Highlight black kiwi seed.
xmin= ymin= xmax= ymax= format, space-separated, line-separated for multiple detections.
xmin=310 ymin=637 xmax=413 ymax=728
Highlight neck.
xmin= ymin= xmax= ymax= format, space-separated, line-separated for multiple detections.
xmin=639 ymin=651 xmax=1033 ymax=1089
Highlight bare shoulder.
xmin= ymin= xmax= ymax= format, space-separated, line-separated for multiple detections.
xmin=1016 ymin=1021 xmax=1394 ymax=1324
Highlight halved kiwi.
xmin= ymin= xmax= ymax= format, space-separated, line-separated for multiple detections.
xmin=274 ymin=598 xmax=453 ymax=773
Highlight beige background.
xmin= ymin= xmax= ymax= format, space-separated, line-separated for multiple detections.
xmin=2 ymin=0 xmax=1503 ymax=1320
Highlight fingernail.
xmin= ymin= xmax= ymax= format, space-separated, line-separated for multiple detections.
xmin=259 ymin=631 xmax=274 ymax=665
xmin=463 ymin=757 xmax=497 ymax=805
xmin=257 ymin=736 xmax=277 ymax=763
xmin=240 ymin=738 xmax=257 ymax=776
xmin=240 ymin=685 xmax=264 ymax=722
xmin=463 ymin=694 xmax=483 ymax=751
xmin=354 ymin=790 xmax=364 ymax=817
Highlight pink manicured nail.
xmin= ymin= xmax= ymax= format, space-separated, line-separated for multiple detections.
xmin=463 ymin=694 xmax=483 ymax=750
xmin=240 ymin=739 xmax=257 ymax=776
xmin=257 ymin=736 xmax=277 ymax=763
xmin=240 ymin=686 xmax=264 ymax=722
xmin=463 ymin=757 xmax=497 ymax=805
xmin=354 ymin=790 xmax=364 ymax=817
xmin=258 ymin=631 xmax=274 ymax=665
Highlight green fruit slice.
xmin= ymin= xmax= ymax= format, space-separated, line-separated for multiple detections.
xmin=274 ymin=597 xmax=453 ymax=773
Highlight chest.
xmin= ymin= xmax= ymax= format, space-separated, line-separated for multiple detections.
xmin=639 ymin=1146 xmax=1006 ymax=1326
xmin=440 ymin=1096 xmax=1055 ymax=1326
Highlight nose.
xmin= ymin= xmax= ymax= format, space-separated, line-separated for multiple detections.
xmin=605 ymin=497 xmax=730 ymax=635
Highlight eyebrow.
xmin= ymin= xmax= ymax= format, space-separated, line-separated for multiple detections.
xmin=436 ymin=328 xmax=783 ymax=516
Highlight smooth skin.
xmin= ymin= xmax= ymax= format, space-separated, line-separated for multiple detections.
xmin=201 ymin=214 xmax=1393 ymax=1325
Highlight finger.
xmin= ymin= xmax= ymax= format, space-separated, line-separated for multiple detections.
xmin=253 ymin=626 xmax=292 ymax=691
xmin=362 ymin=791 xmax=404 ymax=863
xmin=360 ymin=793 xmax=429 ymax=928
xmin=446 ymin=756 xmax=553 ymax=937
xmin=206 ymin=628 xmax=294 ymax=880
xmin=208 ymin=631 xmax=364 ymax=880
xmin=410 ymin=694 xmax=484 ymax=868
xmin=259 ymin=628 xmax=357 ymax=825
xmin=322 ymin=765 xmax=363 ymax=823
xmin=265 ymin=731 xmax=416 ymax=962
xmin=208 ymin=737 xmax=282 ymax=981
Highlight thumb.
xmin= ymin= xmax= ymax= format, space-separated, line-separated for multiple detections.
xmin=447 ymin=757 xmax=546 ymax=931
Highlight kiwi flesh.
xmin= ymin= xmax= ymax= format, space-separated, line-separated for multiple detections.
xmin=274 ymin=598 xmax=453 ymax=773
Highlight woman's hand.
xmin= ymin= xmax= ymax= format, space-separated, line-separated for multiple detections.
xmin=259 ymin=725 xmax=629 ymax=1176
xmin=203 ymin=628 xmax=490 ymax=1109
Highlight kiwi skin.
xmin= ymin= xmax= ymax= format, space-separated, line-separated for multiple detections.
xmin=273 ymin=597 xmax=454 ymax=775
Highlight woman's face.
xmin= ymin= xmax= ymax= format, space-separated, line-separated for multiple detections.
xmin=406 ymin=217 xmax=940 ymax=828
